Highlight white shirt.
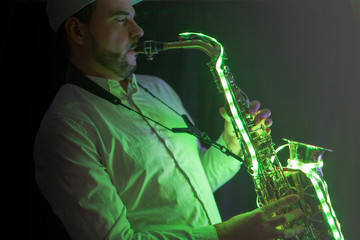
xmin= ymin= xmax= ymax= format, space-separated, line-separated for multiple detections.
xmin=34 ymin=70 xmax=241 ymax=240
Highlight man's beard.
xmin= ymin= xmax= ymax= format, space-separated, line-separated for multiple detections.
xmin=91 ymin=38 xmax=136 ymax=79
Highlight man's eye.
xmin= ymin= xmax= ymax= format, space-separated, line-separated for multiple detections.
xmin=116 ymin=18 xmax=126 ymax=23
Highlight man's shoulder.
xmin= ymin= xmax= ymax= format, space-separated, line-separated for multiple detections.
xmin=135 ymin=74 xmax=167 ymax=86
xmin=134 ymin=74 xmax=175 ymax=94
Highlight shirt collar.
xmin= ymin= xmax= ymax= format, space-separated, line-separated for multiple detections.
xmin=86 ymin=74 xmax=140 ymax=98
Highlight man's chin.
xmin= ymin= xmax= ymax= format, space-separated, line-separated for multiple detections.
xmin=121 ymin=65 xmax=137 ymax=79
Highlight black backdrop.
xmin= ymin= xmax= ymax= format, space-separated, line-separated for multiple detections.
xmin=7 ymin=0 xmax=358 ymax=239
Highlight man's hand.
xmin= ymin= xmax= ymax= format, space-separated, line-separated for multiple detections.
xmin=220 ymin=100 xmax=273 ymax=155
xmin=214 ymin=195 xmax=304 ymax=240
xmin=248 ymin=100 xmax=273 ymax=133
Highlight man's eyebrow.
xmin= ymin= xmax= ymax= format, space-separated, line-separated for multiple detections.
xmin=110 ymin=10 xmax=136 ymax=18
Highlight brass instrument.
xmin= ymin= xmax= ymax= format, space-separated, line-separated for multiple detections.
xmin=137 ymin=32 xmax=344 ymax=240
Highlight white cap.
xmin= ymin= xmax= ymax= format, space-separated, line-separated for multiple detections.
xmin=47 ymin=0 xmax=143 ymax=32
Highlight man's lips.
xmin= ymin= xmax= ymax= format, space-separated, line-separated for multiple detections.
xmin=127 ymin=43 xmax=139 ymax=56
xmin=129 ymin=43 xmax=138 ymax=51
xmin=126 ymin=47 xmax=138 ymax=63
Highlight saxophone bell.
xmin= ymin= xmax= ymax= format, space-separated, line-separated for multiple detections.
xmin=284 ymin=138 xmax=332 ymax=177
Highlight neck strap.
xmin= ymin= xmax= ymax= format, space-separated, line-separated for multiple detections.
xmin=65 ymin=64 xmax=244 ymax=162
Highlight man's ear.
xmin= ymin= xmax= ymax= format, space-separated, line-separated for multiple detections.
xmin=64 ymin=17 xmax=87 ymax=46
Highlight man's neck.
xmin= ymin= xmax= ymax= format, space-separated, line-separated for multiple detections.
xmin=119 ymin=78 xmax=131 ymax=92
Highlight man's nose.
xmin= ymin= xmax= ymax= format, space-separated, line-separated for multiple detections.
xmin=130 ymin=20 xmax=144 ymax=39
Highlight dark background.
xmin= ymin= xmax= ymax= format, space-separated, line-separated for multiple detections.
xmin=5 ymin=0 xmax=358 ymax=239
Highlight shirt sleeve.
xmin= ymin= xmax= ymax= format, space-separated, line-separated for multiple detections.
xmin=34 ymin=116 xmax=219 ymax=240
xmin=200 ymin=135 xmax=242 ymax=192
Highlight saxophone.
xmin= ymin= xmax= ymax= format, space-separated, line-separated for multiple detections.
xmin=136 ymin=32 xmax=344 ymax=240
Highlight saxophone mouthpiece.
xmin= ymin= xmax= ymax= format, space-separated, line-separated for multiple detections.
xmin=136 ymin=40 xmax=166 ymax=60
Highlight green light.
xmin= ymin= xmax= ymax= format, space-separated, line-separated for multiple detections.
xmin=288 ymin=159 xmax=323 ymax=174
xmin=178 ymin=32 xmax=344 ymax=240
xmin=287 ymin=159 xmax=344 ymax=240
xmin=179 ymin=32 xmax=259 ymax=175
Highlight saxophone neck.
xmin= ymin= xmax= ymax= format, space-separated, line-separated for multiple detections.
xmin=136 ymin=32 xmax=223 ymax=60
xmin=166 ymin=40 xmax=218 ymax=58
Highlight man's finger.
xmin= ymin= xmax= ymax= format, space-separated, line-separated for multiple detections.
xmin=219 ymin=107 xmax=231 ymax=121
xmin=262 ymin=195 xmax=300 ymax=215
xmin=283 ymin=208 xmax=303 ymax=223
xmin=256 ymin=108 xmax=271 ymax=118
xmin=268 ymin=208 xmax=303 ymax=227
xmin=284 ymin=225 xmax=305 ymax=238
xmin=265 ymin=118 xmax=273 ymax=127
xmin=269 ymin=225 xmax=304 ymax=239
xmin=254 ymin=108 xmax=271 ymax=125
xmin=249 ymin=100 xmax=261 ymax=115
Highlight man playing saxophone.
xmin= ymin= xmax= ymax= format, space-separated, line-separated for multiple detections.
xmin=34 ymin=0 xmax=304 ymax=239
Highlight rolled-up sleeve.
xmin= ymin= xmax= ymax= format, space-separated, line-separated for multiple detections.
xmin=200 ymin=135 xmax=242 ymax=192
